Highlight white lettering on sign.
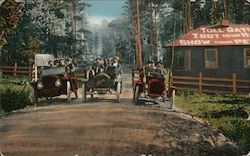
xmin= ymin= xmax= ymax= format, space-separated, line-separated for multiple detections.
xmin=226 ymin=27 xmax=250 ymax=33
xmin=234 ymin=39 xmax=250 ymax=44
xmin=222 ymin=33 xmax=242 ymax=38
xmin=200 ymin=27 xmax=250 ymax=34
xmin=192 ymin=33 xmax=249 ymax=39
xmin=241 ymin=33 xmax=250 ymax=38
xmin=200 ymin=27 xmax=224 ymax=33
xmin=192 ymin=33 xmax=219 ymax=39
xmin=175 ymin=26 xmax=250 ymax=46
xmin=214 ymin=40 xmax=234 ymax=44
xmin=180 ymin=40 xmax=210 ymax=45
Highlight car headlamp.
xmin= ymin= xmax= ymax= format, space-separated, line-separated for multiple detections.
xmin=55 ymin=79 xmax=62 ymax=87
xmin=37 ymin=81 xmax=44 ymax=89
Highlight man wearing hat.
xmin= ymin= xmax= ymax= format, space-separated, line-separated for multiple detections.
xmin=53 ymin=59 xmax=59 ymax=67
xmin=92 ymin=56 xmax=103 ymax=74
xmin=111 ymin=56 xmax=121 ymax=75
xmin=112 ymin=56 xmax=119 ymax=67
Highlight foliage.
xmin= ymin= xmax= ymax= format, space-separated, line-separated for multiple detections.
xmin=217 ymin=118 xmax=250 ymax=152
xmin=206 ymin=106 xmax=248 ymax=119
xmin=45 ymin=33 xmax=74 ymax=57
xmin=1 ymin=0 xmax=89 ymax=66
xmin=227 ymin=0 xmax=250 ymax=24
xmin=1 ymin=0 xmax=47 ymax=65
xmin=172 ymin=0 xmax=250 ymax=27
xmin=0 ymin=108 xmax=4 ymax=117
xmin=0 ymin=84 xmax=32 ymax=113
xmin=108 ymin=17 xmax=130 ymax=59
xmin=175 ymin=92 xmax=250 ymax=154
xmin=0 ymin=0 xmax=20 ymax=49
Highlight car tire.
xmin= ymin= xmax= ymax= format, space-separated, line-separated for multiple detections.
xmin=134 ymin=85 xmax=139 ymax=103
xmin=116 ymin=82 xmax=121 ymax=103
xmin=67 ymin=81 xmax=71 ymax=103
xmin=82 ymin=83 xmax=87 ymax=102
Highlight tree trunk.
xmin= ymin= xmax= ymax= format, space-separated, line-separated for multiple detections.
xmin=72 ymin=0 xmax=76 ymax=55
xmin=149 ymin=2 xmax=154 ymax=61
xmin=223 ymin=0 xmax=228 ymax=19
xmin=182 ymin=0 xmax=192 ymax=34
xmin=129 ymin=0 xmax=138 ymax=65
xmin=136 ymin=0 xmax=142 ymax=69
xmin=211 ymin=0 xmax=217 ymax=24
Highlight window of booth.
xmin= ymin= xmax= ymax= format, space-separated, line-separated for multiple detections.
xmin=204 ymin=49 xmax=218 ymax=69
xmin=244 ymin=48 xmax=250 ymax=68
xmin=173 ymin=50 xmax=191 ymax=69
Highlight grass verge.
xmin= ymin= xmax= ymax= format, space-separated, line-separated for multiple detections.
xmin=175 ymin=91 xmax=250 ymax=154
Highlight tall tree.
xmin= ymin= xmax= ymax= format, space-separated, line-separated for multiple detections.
xmin=1 ymin=0 xmax=89 ymax=65
xmin=0 ymin=0 xmax=20 ymax=49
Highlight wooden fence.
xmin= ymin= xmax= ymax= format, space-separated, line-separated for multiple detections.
xmin=170 ymin=73 xmax=250 ymax=95
xmin=0 ymin=63 xmax=33 ymax=78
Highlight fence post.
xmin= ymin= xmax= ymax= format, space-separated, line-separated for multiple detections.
xmin=170 ymin=89 xmax=175 ymax=110
xmin=29 ymin=66 xmax=32 ymax=77
xmin=35 ymin=65 xmax=38 ymax=82
xmin=32 ymin=65 xmax=38 ymax=82
xmin=232 ymin=73 xmax=237 ymax=95
xmin=14 ymin=63 xmax=17 ymax=78
xmin=199 ymin=72 xmax=202 ymax=93
xmin=169 ymin=72 xmax=173 ymax=88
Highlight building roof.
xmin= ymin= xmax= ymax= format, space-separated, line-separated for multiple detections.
xmin=165 ymin=23 xmax=250 ymax=47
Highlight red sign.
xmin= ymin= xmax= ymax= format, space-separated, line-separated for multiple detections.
xmin=166 ymin=24 xmax=250 ymax=47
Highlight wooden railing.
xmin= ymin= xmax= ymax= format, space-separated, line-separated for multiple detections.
xmin=0 ymin=63 xmax=33 ymax=78
xmin=170 ymin=73 xmax=250 ymax=95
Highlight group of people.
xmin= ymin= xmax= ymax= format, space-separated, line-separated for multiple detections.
xmin=47 ymin=58 xmax=77 ymax=72
xmin=146 ymin=60 xmax=163 ymax=69
xmin=92 ymin=56 xmax=121 ymax=74
xmin=145 ymin=59 xmax=170 ymax=83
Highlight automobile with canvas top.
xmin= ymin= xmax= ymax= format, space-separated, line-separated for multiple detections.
xmin=31 ymin=54 xmax=78 ymax=104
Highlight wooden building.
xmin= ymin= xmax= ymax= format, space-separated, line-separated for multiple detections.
xmin=164 ymin=21 xmax=250 ymax=95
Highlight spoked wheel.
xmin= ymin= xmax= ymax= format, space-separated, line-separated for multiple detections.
xmin=90 ymin=88 xmax=94 ymax=98
xmin=133 ymin=85 xmax=139 ymax=103
xmin=82 ymin=83 xmax=87 ymax=102
xmin=119 ymin=81 xmax=122 ymax=94
xmin=132 ymin=86 xmax=135 ymax=100
xmin=116 ymin=82 xmax=121 ymax=103
xmin=67 ymin=81 xmax=71 ymax=103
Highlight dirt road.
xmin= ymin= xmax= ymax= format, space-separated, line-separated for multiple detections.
xmin=0 ymin=66 xmax=239 ymax=156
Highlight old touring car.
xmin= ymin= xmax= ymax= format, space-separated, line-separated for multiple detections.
xmin=81 ymin=57 xmax=122 ymax=102
xmin=132 ymin=63 xmax=170 ymax=103
xmin=31 ymin=55 xmax=78 ymax=104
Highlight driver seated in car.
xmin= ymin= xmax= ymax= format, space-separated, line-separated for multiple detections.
xmin=48 ymin=60 xmax=54 ymax=67
xmin=53 ymin=59 xmax=60 ymax=67
xmin=111 ymin=56 xmax=119 ymax=67
xmin=103 ymin=57 xmax=110 ymax=71
xmin=92 ymin=57 xmax=104 ymax=74
xmin=106 ymin=56 xmax=121 ymax=77
xmin=59 ymin=58 xmax=65 ymax=66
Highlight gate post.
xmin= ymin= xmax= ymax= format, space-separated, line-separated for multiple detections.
xmin=14 ymin=63 xmax=17 ymax=78
xmin=232 ymin=73 xmax=236 ymax=95
xmin=199 ymin=72 xmax=202 ymax=93
xmin=170 ymin=89 xmax=175 ymax=110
